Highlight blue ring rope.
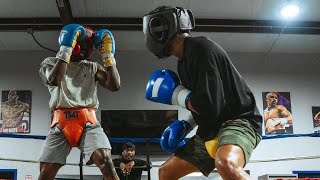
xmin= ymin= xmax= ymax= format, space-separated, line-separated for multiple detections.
xmin=0 ymin=133 xmax=319 ymax=142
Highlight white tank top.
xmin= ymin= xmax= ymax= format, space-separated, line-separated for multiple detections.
xmin=39 ymin=57 xmax=99 ymax=110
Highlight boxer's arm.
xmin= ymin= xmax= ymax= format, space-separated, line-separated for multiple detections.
xmin=19 ymin=102 xmax=30 ymax=113
xmin=96 ymin=64 xmax=120 ymax=91
xmin=46 ymin=24 xmax=86 ymax=86
xmin=13 ymin=106 xmax=26 ymax=116
xmin=314 ymin=111 xmax=320 ymax=121
xmin=46 ymin=60 xmax=68 ymax=86
xmin=186 ymin=53 xmax=225 ymax=117
xmin=278 ymin=105 xmax=293 ymax=125
xmin=266 ymin=119 xmax=278 ymax=132
xmin=94 ymin=29 xmax=120 ymax=91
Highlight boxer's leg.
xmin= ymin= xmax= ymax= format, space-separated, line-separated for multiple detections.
xmin=91 ymin=148 xmax=119 ymax=180
xmin=215 ymin=144 xmax=249 ymax=180
xmin=164 ymin=135 xmax=215 ymax=179
xmin=38 ymin=162 xmax=63 ymax=180
xmin=215 ymin=119 xmax=261 ymax=180
xmin=38 ymin=125 xmax=71 ymax=179
xmin=79 ymin=123 xmax=119 ymax=180
xmin=159 ymin=155 xmax=198 ymax=180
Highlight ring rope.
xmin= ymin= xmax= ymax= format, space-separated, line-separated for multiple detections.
xmin=1 ymin=133 xmax=320 ymax=141
xmin=1 ymin=155 xmax=320 ymax=165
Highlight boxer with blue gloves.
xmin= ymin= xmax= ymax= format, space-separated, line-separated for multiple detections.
xmin=145 ymin=69 xmax=197 ymax=153
xmin=56 ymin=24 xmax=87 ymax=63
xmin=94 ymin=29 xmax=117 ymax=67
xmin=38 ymin=24 xmax=120 ymax=180
xmin=145 ymin=69 xmax=191 ymax=108
xmin=143 ymin=6 xmax=262 ymax=180
xmin=160 ymin=112 xmax=196 ymax=153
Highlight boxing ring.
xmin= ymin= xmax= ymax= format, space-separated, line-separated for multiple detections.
xmin=1 ymin=133 xmax=320 ymax=180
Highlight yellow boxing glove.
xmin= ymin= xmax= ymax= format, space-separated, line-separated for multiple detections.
xmin=94 ymin=29 xmax=116 ymax=67
xmin=205 ymin=137 xmax=219 ymax=159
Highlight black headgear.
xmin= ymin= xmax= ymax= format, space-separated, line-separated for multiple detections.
xmin=143 ymin=6 xmax=195 ymax=58
xmin=122 ymin=143 xmax=135 ymax=151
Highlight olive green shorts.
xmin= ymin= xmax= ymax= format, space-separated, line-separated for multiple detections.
xmin=175 ymin=119 xmax=261 ymax=177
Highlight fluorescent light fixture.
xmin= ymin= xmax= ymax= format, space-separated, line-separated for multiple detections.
xmin=280 ymin=3 xmax=300 ymax=19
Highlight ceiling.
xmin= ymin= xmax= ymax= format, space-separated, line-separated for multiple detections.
xmin=0 ymin=0 xmax=319 ymax=54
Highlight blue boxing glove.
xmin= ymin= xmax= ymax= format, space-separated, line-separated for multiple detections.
xmin=56 ymin=24 xmax=87 ymax=63
xmin=160 ymin=118 xmax=195 ymax=153
xmin=145 ymin=70 xmax=191 ymax=108
xmin=94 ymin=29 xmax=116 ymax=67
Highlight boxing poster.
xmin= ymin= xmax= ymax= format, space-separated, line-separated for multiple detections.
xmin=0 ymin=169 xmax=17 ymax=180
xmin=262 ymin=92 xmax=294 ymax=135
xmin=312 ymin=106 xmax=320 ymax=133
xmin=0 ymin=90 xmax=32 ymax=133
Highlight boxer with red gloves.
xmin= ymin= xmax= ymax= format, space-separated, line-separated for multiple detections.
xmin=143 ymin=6 xmax=262 ymax=180
xmin=38 ymin=24 xmax=120 ymax=180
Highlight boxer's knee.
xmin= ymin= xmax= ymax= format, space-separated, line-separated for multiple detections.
xmin=98 ymin=154 xmax=113 ymax=168
xmin=215 ymin=144 xmax=246 ymax=171
xmin=158 ymin=162 xmax=177 ymax=180
xmin=92 ymin=148 xmax=110 ymax=165
xmin=158 ymin=164 xmax=167 ymax=175
xmin=159 ymin=165 xmax=170 ymax=179
xmin=215 ymin=156 xmax=237 ymax=172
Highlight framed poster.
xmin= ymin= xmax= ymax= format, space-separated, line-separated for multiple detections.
xmin=0 ymin=90 xmax=31 ymax=133
xmin=0 ymin=169 xmax=17 ymax=180
xmin=262 ymin=92 xmax=293 ymax=135
xmin=312 ymin=106 xmax=320 ymax=133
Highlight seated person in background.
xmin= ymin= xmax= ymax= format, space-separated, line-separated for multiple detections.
xmin=264 ymin=92 xmax=293 ymax=134
xmin=112 ymin=143 xmax=151 ymax=180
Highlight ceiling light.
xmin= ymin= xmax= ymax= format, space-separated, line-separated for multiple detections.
xmin=280 ymin=3 xmax=300 ymax=19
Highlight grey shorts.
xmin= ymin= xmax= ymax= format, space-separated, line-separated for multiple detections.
xmin=175 ymin=119 xmax=261 ymax=177
xmin=39 ymin=122 xmax=111 ymax=165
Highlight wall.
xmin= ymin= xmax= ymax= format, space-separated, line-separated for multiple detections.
xmin=0 ymin=50 xmax=320 ymax=180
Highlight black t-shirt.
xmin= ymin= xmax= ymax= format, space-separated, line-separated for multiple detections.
xmin=178 ymin=36 xmax=262 ymax=141
xmin=112 ymin=158 xmax=151 ymax=180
